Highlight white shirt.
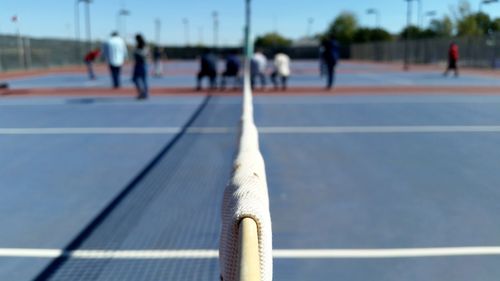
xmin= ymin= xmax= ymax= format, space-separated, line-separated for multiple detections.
xmin=252 ymin=52 xmax=267 ymax=73
xmin=103 ymin=36 xmax=128 ymax=67
xmin=273 ymin=53 xmax=290 ymax=77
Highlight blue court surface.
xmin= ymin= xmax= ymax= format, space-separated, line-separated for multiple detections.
xmin=1 ymin=62 xmax=500 ymax=280
xmin=6 ymin=61 xmax=500 ymax=89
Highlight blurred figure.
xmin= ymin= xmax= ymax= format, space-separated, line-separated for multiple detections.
xmin=251 ymin=49 xmax=267 ymax=90
xmin=132 ymin=34 xmax=149 ymax=100
xmin=102 ymin=32 xmax=128 ymax=89
xmin=319 ymin=45 xmax=327 ymax=77
xmin=84 ymin=48 xmax=100 ymax=80
xmin=444 ymin=42 xmax=459 ymax=77
xmin=321 ymin=36 xmax=340 ymax=89
xmin=220 ymin=51 xmax=241 ymax=90
xmin=152 ymin=46 xmax=163 ymax=77
xmin=271 ymin=51 xmax=290 ymax=90
xmin=196 ymin=48 xmax=217 ymax=91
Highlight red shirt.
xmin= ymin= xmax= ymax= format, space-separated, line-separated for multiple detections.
xmin=449 ymin=45 xmax=459 ymax=61
xmin=85 ymin=50 xmax=101 ymax=62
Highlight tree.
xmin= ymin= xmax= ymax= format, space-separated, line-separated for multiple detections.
xmin=452 ymin=0 xmax=483 ymax=36
xmin=492 ymin=18 xmax=500 ymax=32
xmin=475 ymin=12 xmax=491 ymax=34
xmin=353 ymin=28 xmax=392 ymax=43
xmin=254 ymin=32 xmax=292 ymax=49
xmin=429 ymin=16 xmax=454 ymax=37
xmin=400 ymin=25 xmax=426 ymax=40
xmin=325 ymin=12 xmax=359 ymax=44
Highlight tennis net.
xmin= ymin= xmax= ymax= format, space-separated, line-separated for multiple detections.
xmin=219 ymin=1 xmax=273 ymax=280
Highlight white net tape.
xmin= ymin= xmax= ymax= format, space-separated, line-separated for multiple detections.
xmin=219 ymin=62 xmax=273 ymax=281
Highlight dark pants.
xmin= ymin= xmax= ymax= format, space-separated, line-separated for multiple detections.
xmin=325 ymin=62 xmax=337 ymax=89
xmin=86 ymin=61 xmax=95 ymax=79
xmin=133 ymin=65 xmax=148 ymax=99
xmin=271 ymin=72 xmax=288 ymax=90
xmin=109 ymin=65 xmax=122 ymax=88
xmin=221 ymin=71 xmax=241 ymax=90
xmin=251 ymin=72 xmax=266 ymax=89
xmin=444 ymin=59 xmax=459 ymax=77
xmin=197 ymin=71 xmax=217 ymax=90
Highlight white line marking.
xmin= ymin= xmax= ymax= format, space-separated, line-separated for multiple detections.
xmin=2 ymin=126 xmax=500 ymax=135
xmin=258 ymin=126 xmax=500 ymax=134
xmin=2 ymin=247 xmax=500 ymax=259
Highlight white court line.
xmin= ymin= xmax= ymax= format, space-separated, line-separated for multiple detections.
xmin=0 ymin=127 xmax=236 ymax=135
xmin=3 ymin=126 xmax=500 ymax=135
xmin=258 ymin=126 xmax=500 ymax=134
xmin=2 ymin=248 xmax=500 ymax=259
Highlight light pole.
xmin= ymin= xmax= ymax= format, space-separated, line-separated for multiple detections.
xmin=306 ymin=18 xmax=314 ymax=37
xmin=212 ymin=11 xmax=219 ymax=49
xmin=366 ymin=8 xmax=380 ymax=28
xmin=424 ymin=11 xmax=436 ymax=27
xmin=479 ymin=0 xmax=499 ymax=12
xmin=76 ymin=0 xmax=93 ymax=52
xmin=417 ymin=0 xmax=423 ymax=28
xmin=155 ymin=18 xmax=161 ymax=45
xmin=183 ymin=18 xmax=190 ymax=46
xmin=117 ymin=9 xmax=130 ymax=42
xmin=404 ymin=0 xmax=417 ymax=71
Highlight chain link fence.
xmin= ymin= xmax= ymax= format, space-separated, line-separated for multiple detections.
xmin=351 ymin=33 xmax=500 ymax=69
xmin=0 ymin=35 xmax=96 ymax=71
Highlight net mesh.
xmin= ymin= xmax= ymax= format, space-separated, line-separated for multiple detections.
xmin=219 ymin=6 xmax=273 ymax=279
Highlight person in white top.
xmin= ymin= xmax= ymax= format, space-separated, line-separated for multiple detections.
xmin=250 ymin=50 xmax=267 ymax=90
xmin=271 ymin=51 xmax=290 ymax=90
xmin=102 ymin=32 xmax=128 ymax=88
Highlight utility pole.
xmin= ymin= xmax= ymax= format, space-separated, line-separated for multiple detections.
xmin=117 ymin=9 xmax=130 ymax=42
xmin=155 ymin=19 xmax=161 ymax=45
xmin=366 ymin=9 xmax=380 ymax=28
xmin=84 ymin=0 xmax=92 ymax=51
xmin=307 ymin=18 xmax=314 ymax=37
xmin=183 ymin=18 xmax=190 ymax=46
xmin=404 ymin=0 xmax=414 ymax=71
xmin=213 ymin=11 xmax=219 ymax=49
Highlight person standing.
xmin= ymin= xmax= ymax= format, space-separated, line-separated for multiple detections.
xmin=444 ymin=42 xmax=459 ymax=77
xmin=102 ymin=32 xmax=128 ymax=89
xmin=196 ymin=48 xmax=218 ymax=91
xmin=270 ymin=51 xmax=291 ymax=91
xmin=84 ymin=48 xmax=100 ymax=80
xmin=321 ymin=36 xmax=340 ymax=89
xmin=132 ymin=34 xmax=149 ymax=100
xmin=251 ymin=49 xmax=267 ymax=90
xmin=220 ymin=51 xmax=241 ymax=90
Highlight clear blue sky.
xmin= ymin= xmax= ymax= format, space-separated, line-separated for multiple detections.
xmin=0 ymin=0 xmax=499 ymax=46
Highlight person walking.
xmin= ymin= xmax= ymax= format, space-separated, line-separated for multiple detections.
xmin=132 ymin=34 xmax=149 ymax=100
xmin=220 ymin=51 xmax=241 ymax=90
xmin=321 ymin=36 xmax=340 ymax=89
xmin=196 ymin=48 xmax=218 ymax=91
xmin=270 ymin=51 xmax=291 ymax=91
xmin=444 ymin=42 xmax=459 ymax=77
xmin=102 ymin=32 xmax=128 ymax=89
xmin=251 ymin=49 xmax=267 ymax=90
xmin=84 ymin=48 xmax=100 ymax=80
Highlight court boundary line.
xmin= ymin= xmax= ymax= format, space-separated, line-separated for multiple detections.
xmin=4 ymin=126 xmax=500 ymax=135
xmin=3 ymin=247 xmax=500 ymax=259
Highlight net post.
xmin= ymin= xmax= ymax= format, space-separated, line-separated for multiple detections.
xmin=238 ymin=218 xmax=260 ymax=281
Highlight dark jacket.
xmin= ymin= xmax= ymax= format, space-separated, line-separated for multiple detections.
xmin=322 ymin=39 xmax=340 ymax=65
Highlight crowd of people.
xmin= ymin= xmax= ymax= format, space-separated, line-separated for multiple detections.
xmin=83 ymin=31 xmax=461 ymax=100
